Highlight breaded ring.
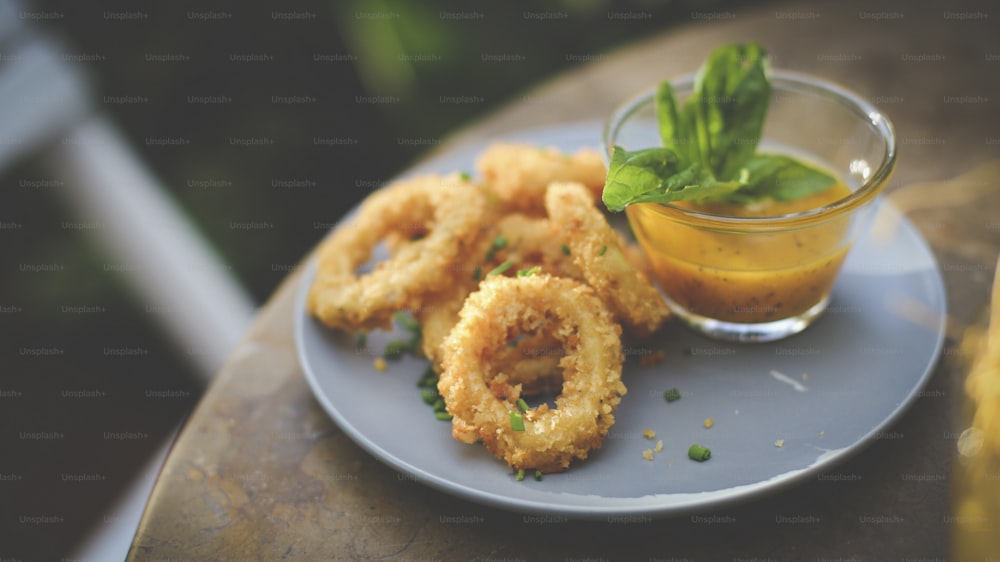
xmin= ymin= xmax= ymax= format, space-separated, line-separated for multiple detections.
xmin=417 ymin=214 xmax=575 ymax=393
xmin=476 ymin=144 xmax=607 ymax=214
xmin=307 ymin=173 xmax=487 ymax=331
xmin=545 ymin=181 xmax=671 ymax=337
xmin=438 ymin=275 xmax=626 ymax=473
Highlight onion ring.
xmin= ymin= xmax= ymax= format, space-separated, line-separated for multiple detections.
xmin=545 ymin=181 xmax=671 ymax=336
xmin=476 ymin=143 xmax=606 ymax=214
xmin=438 ymin=274 xmax=626 ymax=473
xmin=307 ymin=173 xmax=487 ymax=331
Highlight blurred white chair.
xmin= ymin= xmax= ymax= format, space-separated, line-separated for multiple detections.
xmin=0 ymin=0 xmax=256 ymax=558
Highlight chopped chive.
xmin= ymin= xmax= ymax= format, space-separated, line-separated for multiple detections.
xmin=534 ymin=470 xmax=543 ymax=481
xmin=435 ymin=411 xmax=453 ymax=421
xmin=420 ymin=389 xmax=438 ymax=405
xmin=664 ymin=388 xmax=681 ymax=403
xmin=688 ymin=444 xmax=712 ymax=462
xmin=485 ymin=235 xmax=509 ymax=261
xmin=598 ymin=245 xmax=608 ymax=256
xmin=393 ymin=311 xmax=420 ymax=333
xmin=459 ymin=171 xmax=472 ymax=181
xmin=517 ymin=398 xmax=530 ymax=412
xmin=416 ymin=367 xmax=438 ymax=388
xmin=516 ymin=266 xmax=540 ymax=277
xmin=516 ymin=468 xmax=525 ymax=481
xmin=383 ymin=339 xmax=412 ymax=359
xmin=487 ymin=259 xmax=514 ymax=277
xmin=560 ymin=244 xmax=571 ymax=256
xmin=433 ymin=398 xmax=446 ymax=412
xmin=472 ymin=265 xmax=482 ymax=281
xmin=510 ymin=411 xmax=525 ymax=432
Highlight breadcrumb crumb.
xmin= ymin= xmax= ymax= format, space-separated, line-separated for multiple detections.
xmin=654 ymin=440 xmax=663 ymax=453
xmin=774 ymin=439 xmax=785 ymax=448
xmin=703 ymin=418 xmax=714 ymax=429
xmin=642 ymin=449 xmax=654 ymax=461
xmin=374 ymin=357 xmax=388 ymax=372
xmin=642 ymin=429 xmax=656 ymax=440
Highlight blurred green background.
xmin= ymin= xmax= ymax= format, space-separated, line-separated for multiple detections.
xmin=0 ymin=0 xmax=770 ymax=557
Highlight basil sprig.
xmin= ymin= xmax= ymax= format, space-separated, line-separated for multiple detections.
xmin=602 ymin=42 xmax=836 ymax=212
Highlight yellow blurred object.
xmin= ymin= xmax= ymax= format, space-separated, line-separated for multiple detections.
xmin=952 ymin=256 xmax=1000 ymax=561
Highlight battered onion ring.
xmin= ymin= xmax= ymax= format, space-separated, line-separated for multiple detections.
xmin=476 ymin=143 xmax=607 ymax=214
xmin=545 ymin=181 xmax=671 ymax=337
xmin=307 ymin=173 xmax=487 ymax=331
xmin=438 ymin=275 xmax=626 ymax=473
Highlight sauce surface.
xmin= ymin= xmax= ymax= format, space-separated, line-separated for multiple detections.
xmin=629 ymin=182 xmax=854 ymax=323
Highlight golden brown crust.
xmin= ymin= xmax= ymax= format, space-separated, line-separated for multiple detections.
xmin=438 ymin=275 xmax=626 ymax=473
xmin=306 ymin=173 xmax=488 ymax=331
xmin=545 ymin=181 xmax=671 ymax=337
xmin=476 ymin=144 xmax=606 ymax=214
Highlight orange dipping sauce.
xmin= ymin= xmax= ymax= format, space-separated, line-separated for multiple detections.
xmin=627 ymin=182 xmax=854 ymax=324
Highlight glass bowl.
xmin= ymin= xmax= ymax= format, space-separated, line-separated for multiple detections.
xmin=604 ymin=70 xmax=897 ymax=342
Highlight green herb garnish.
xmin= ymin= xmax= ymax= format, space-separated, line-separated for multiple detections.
xmin=472 ymin=265 xmax=482 ymax=281
xmin=485 ymin=235 xmax=509 ymax=261
xmin=393 ymin=311 xmax=420 ymax=333
xmin=560 ymin=244 xmax=571 ymax=256
xmin=688 ymin=444 xmax=712 ymax=462
xmin=487 ymin=259 xmax=514 ymax=277
xmin=516 ymin=468 xmax=526 ymax=481
xmin=516 ymin=266 xmax=541 ymax=277
xmin=598 ymin=245 xmax=608 ymax=256
xmin=383 ymin=339 xmax=412 ymax=360
xmin=417 ymin=366 xmax=449 ymax=421
xmin=416 ymin=366 xmax=438 ymax=389
xmin=664 ymin=388 xmax=681 ymax=403
xmin=510 ymin=411 xmax=525 ymax=432
xmin=517 ymin=398 xmax=530 ymax=412
xmin=534 ymin=470 xmax=543 ymax=481
xmin=602 ymin=42 xmax=836 ymax=212
xmin=384 ymin=312 xmax=422 ymax=359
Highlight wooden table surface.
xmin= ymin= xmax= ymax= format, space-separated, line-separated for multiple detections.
xmin=129 ymin=1 xmax=1000 ymax=560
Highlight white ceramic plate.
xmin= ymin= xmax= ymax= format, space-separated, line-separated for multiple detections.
xmin=295 ymin=122 xmax=946 ymax=519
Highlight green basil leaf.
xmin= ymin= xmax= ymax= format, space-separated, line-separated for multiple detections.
xmin=602 ymin=42 xmax=839 ymax=212
xmin=603 ymin=146 xmax=684 ymax=212
xmin=689 ymin=42 xmax=770 ymax=180
xmin=736 ymin=153 xmax=837 ymax=201
xmin=656 ymin=81 xmax=693 ymax=166
xmin=602 ymin=146 xmax=743 ymax=211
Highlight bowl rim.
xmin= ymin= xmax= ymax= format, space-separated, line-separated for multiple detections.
xmin=602 ymin=69 xmax=897 ymax=230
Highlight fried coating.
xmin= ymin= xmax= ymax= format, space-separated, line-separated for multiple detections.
xmin=438 ymin=275 xmax=626 ymax=473
xmin=545 ymin=181 xmax=671 ymax=337
xmin=417 ymin=214 xmax=577 ymax=393
xmin=476 ymin=143 xmax=607 ymax=214
xmin=307 ymin=173 xmax=488 ymax=331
